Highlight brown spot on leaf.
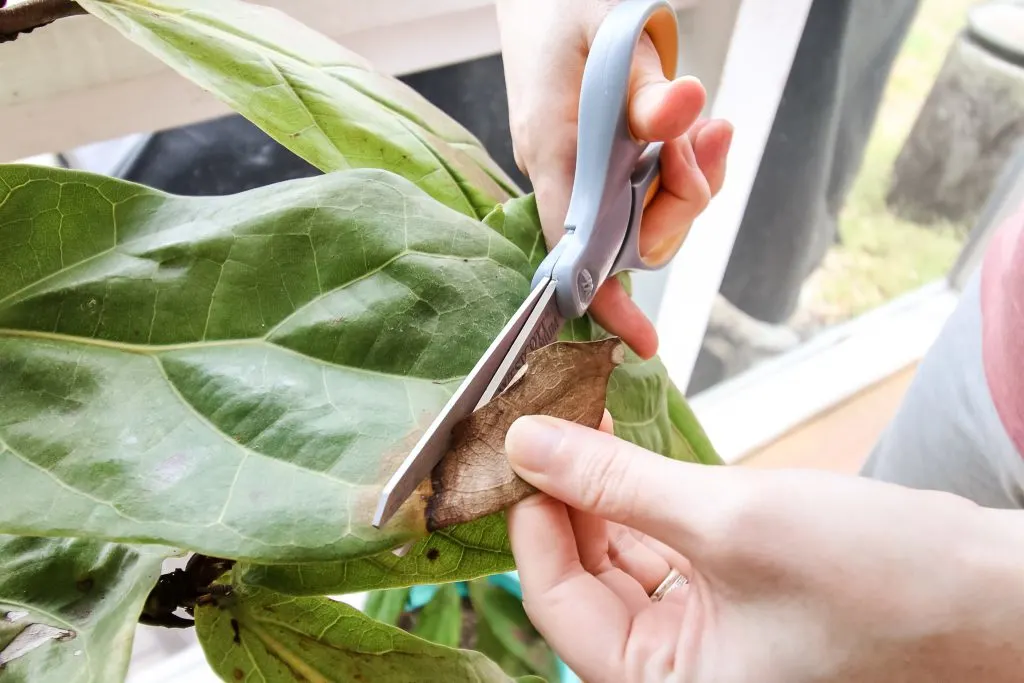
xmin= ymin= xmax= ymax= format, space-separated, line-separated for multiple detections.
xmin=426 ymin=338 xmax=624 ymax=530
xmin=233 ymin=668 xmax=245 ymax=680
xmin=76 ymin=577 xmax=94 ymax=593
xmin=425 ymin=548 xmax=440 ymax=561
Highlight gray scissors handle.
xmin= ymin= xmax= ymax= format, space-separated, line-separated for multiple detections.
xmin=531 ymin=0 xmax=681 ymax=320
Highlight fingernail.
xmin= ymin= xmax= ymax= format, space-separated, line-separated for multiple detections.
xmin=676 ymin=74 xmax=704 ymax=89
xmin=505 ymin=416 xmax=565 ymax=474
xmin=721 ymin=122 xmax=735 ymax=152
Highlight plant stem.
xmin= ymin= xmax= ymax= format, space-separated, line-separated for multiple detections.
xmin=0 ymin=0 xmax=86 ymax=43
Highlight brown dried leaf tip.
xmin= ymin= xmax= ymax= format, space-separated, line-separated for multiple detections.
xmin=426 ymin=337 xmax=625 ymax=531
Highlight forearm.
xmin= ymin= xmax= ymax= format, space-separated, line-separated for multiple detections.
xmin=942 ymin=506 xmax=1024 ymax=680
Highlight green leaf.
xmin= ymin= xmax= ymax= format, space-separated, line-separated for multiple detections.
xmin=665 ymin=372 xmax=722 ymax=465
xmin=0 ymin=164 xmax=532 ymax=562
xmin=362 ymin=587 xmax=410 ymax=627
xmin=411 ymin=584 xmax=462 ymax=648
xmin=482 ymin=196 xmax=546 ymax=271
xmin=476 ymin=616 xmax=536 ymax=679
xmin=468 ymin=579 xmax=560 ymax=681
xmin=608 ymin=351 xmax=724 ymax=466
xmin=571 ymin=315 xmax=723 ymax=467
xmin=0 ymin=535 xmax=168 ymax=682
xmin=194 ymin=584 xmax=529 ymax=682
xmin=77 ymin=0 xmax=519 ymax=219
xmin=238 ymin=514 xmax=513 ymax=596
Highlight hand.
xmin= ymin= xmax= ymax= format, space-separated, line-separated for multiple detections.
xmin=504 ymin=414 xmax=1024 ymax=683
xmin=495 ymin=0 xmax=733 ymax=359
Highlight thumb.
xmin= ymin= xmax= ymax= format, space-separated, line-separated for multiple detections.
xmin=506 ymin=415 xmax=720 ymax=553
xmin=628 ymin=34 xmax=705 ymax=142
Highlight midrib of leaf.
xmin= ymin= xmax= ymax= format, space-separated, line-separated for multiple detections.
xmin=325 ymin=66 xmax=483 ymax=149
xmin=0 ymin=332 xmax=467 ymax=385
xmin=611 ymin=413 xmax=662 ymax=428
xmin=264 ymin=58 xmax=350 ymax=169
xmin=408 ymin=133 xmax=484 ymax=220
xmin=452 ymin=143 xmax=525 ymax=199
xmin=241 ymin=616 xmax=333 ymax=683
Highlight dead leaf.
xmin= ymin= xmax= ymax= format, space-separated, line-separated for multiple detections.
xmin=426 ymin=338 xmax=624 ymax=531
xmin=0 ymin=622 xmax=75 ymax=667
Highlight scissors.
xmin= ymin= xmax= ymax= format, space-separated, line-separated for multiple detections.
xmin=373 ymin=0 xmax=684 ymax=530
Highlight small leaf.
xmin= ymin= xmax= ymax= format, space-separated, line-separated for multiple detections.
xmin=238 ymin=514 xmax=514 ymax=596
xmin=608 ymin=350 xmax=723 ymax=466
xmin=482 ymin=197 xmax=546 ymax=270
xmin=194 ymin=584 xmax=530 ymax=682
xmin=410 ymin=584 xmax=462 ymax=648
xmin=77 ymin=0 xmax=518 ymax=218
xmin=469 ymin=579 xmax=560 ymax=681
xmin=0 ymin=535 xmax=168 ymax=682
xmin=427 ymin=338 xmax=625 ymax=531
xmin=477 ymin=616 xmax=536 ymax=679
xmin=362 ymin=587 xmax=411 ymax=627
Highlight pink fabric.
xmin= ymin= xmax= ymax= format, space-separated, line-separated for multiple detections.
xmin=981 ymin=204 xmax=1024 ymax=457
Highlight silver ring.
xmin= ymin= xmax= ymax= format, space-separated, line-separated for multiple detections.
xmin=649 ymin=567 xmax=688 ymax=602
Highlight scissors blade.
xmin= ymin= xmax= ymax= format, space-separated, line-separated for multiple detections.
xmin=477 ymin=278 xmax=566 ymax=410
xmin=372 ymin=277 xmax=565 ymax=529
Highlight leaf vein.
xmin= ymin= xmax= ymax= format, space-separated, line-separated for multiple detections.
xmin=0 ymin=436 xmax=146 ymax=524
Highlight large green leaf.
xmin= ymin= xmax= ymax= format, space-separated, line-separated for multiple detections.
xmin=0 ymin=164 xmax=531 ymax=562
xmin=0 ymin=162 xmax=717 ymax=576
xmin=0 ymin=535 xmax=168 ymax=682
xmin=194 ymin=584 xmax=538 ymax=683
xmin=77 ymin=0 xmax=518 ymax=219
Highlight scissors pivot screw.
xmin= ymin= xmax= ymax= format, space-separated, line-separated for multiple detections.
xmin=578 ymin=269 xmax=595 ymax=303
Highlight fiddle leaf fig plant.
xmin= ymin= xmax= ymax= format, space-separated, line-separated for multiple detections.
xmin=0 ymin=0 xmax=721 ymax=681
